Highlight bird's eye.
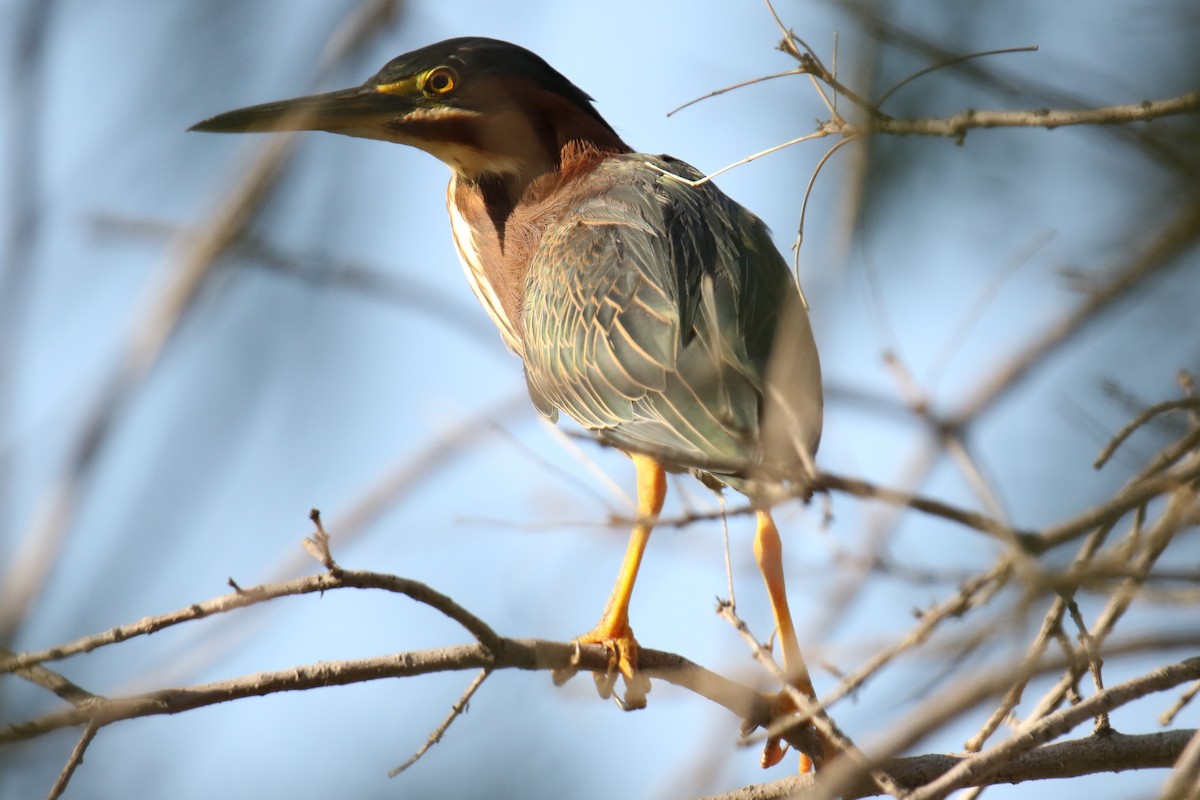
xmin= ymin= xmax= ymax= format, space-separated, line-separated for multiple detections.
xmin=425 ymin=67 xmax=457 ymax=95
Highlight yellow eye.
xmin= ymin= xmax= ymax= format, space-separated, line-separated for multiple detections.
xmin=425 ymin=67 xmax=457 ymax=95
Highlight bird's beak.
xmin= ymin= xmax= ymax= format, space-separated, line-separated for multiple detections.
xmin=189 ymin=83 xmax=419 ymax=136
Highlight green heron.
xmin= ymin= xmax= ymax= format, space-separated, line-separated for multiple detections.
xmin=192 ymin=37 xmax=825 ymax=767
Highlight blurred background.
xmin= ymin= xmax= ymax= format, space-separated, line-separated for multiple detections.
xmin=1 ymin=1 xmax=1198 ymax=798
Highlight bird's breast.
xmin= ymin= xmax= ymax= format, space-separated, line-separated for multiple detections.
xmin=446 ymin=179 xmax=525 ymax=356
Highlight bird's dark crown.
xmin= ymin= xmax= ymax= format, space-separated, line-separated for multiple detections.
xmin=368 ymin=37 xmax=599 ymax=118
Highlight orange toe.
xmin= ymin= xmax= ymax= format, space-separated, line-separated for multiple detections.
xmin=752 ymin=689 xmax=836 ymax=772
xmin=562 ymin=620 xmax=650 ymax=710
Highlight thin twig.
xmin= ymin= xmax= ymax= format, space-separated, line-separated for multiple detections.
xmin=875 ymin=46 xmax=1039 ymax=109
xmin=1160 ymin=680 xmax=1200 ymax=726
xmin=827 ymin=562 xmax=1012 ymax=714
xmin=0 ymin=0 xmax=406 ymax=651
xmin=718 ymin=494 xmax=737 ymax=610
xmin=1095 ymin=398 xmax=1200 ymax=469
xmin=2 ymin=645 xmax=97 ymax=705
xmin=667 ymin=69 xmax=806 ymax=117
xmin=716 ymin=603 xmax=906 ymax=799
xmin=1037 ymin=444 xmax=1200 ymax=552
xmin=817 ymin=472 xmax=1034 ymax=547
xmin=390 ymin=668 xmax=492 ymax=777
xmin=0 ymin=568 xmax=506 ymax=674
xmin=924 ymin=230 xmax=1056 ymax=392
xmin=650 ymin=130 xmax=832 ymax=189
xmin=87 ymin=212 xmax=497 ymax=347
xmin=965 ymin=522 xmax=1114 ymax=752
xmin=947 ymin=198 xmax=1200 ymax=432
xmin=1065 ymin=596 xmax=1110 ymax=731
xmin=1024 ymin=479 xmax=1196 ymax=734
xmin=45 ymin=720 xmax=98 ymax=800
xmin=792 ymin=136 xmax=857 ymax=280
xmin=302 ymin=508 xmax=338 ymax=571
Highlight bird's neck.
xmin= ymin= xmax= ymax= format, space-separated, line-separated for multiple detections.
xmin=460 ymin=123 xmax=629 ymax=240
xmin=449 ymin=140 xmax=626 ymax=352
xmin=464 ymin=98 xmax=631 ymax=232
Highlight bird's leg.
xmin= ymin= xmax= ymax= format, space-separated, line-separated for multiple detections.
xmin=752 ymin=509 xmax=835 ymax=771
xmin=554 ymin=453 xmax=664 ymax=710
xmin=754 ymin=510 xmax=809 ymax=687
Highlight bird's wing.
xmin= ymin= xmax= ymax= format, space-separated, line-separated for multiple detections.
xmin=522 ymin=155 xmax=818 ymax=476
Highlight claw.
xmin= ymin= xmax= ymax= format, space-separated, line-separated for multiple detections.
xmin=552 ymin=624 xmax=650 ymax=710
xmin=744 ymin=690 xmax=832 ymax=772
xmin=551 ymin=641 xmax=584 ymax=687
xmin=592 ymin=667 xmax=618 ymax=701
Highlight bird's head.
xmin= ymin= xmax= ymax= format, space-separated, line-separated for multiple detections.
xmin=190 ymin=37 xmax=631 ymax=189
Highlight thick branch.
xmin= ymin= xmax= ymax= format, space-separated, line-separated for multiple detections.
xmin=700 ymin=729 xmax=1198 ymax=800
xmin=813 ymin=656 xmax=1200 ymax=800
xmin=0 ymin=638 xmax=773 ymax=748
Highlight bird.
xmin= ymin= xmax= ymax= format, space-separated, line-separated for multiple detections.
xmin=192 ymin=36 xmax=826 ymax=768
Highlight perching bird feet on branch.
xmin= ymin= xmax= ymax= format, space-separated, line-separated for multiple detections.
xmin=552 ymin=618 xmax=651 ymax=711
xmin=745 ymin=687 xmax=837 ymax=773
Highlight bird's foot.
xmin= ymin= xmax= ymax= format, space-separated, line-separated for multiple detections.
xmin=552 ymin=621 xmax=650 ymax=710
xmin=743 ymin=689 xmax=835 ymax=772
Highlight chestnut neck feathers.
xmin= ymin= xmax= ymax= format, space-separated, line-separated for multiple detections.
xmin=453 ymin=78 xmax=633 ymax=234
xmin=449 ymin=138 xmax=630 ymax=355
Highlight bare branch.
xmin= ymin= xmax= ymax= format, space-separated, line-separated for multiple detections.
xmin=1161 ymin=680 xmax=1200 ymax=726
xmin=817 ymin=472 xmax=1034 ymax=546
xmin=667 ymin=69 xmax=806 ymax=117
xmin=389 ymin=668 xmax=492 ymax=777
xmin=0 ymin=0 xmax=411 ymax=651
xmin=825 ymin=563 xmax=1011 ymax=714
xmin=1095 ymin=398 xmax=1200 ymax=469
xmin=698 ymin=729 xmax=1198 ymax=800
xmin=1159 ymin=727 xmax=1200 ymax=800
xmin=840 ymin=91 xmax=1200 ymax=137
xmin=1 ymin=637 xmax=776 ymax=750
xmin=1037 ymin=441 xmax=1200 ymax=552
xmin=948 ymin=198 xmax=1200 ymax=432
xmin=716 ymin=602 xmax=896 ymax=795
xmin=0 ymin=569 xmax=506 ymax=674
xmin=875 ymin=46 xmax=1040 ymax=109
xmin=966 ymin=523 xmax=1114 ymax=752
xmin=900 ymin=658 xmax=1200 ymax=800
xmin=302 ymin=508 xmax=338 ymax=571
xmin=1 ymin=646 xmax=96 ymax=706
xmin=46 ymin=721 xmax=98 ymax=800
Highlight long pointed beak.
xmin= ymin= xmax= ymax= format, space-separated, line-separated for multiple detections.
xmin=189 ymin=84 xmax=417 ymax=135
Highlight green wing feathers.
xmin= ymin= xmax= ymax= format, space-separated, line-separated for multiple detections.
xmin=522 ymin=155 xmax=821 ymax=484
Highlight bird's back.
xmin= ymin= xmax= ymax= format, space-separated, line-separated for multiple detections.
xmin=520 ymin=153 xmax=822 ymax=489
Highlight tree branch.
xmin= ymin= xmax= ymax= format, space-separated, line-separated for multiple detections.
xmin=837 ymin=91 xmax=1200 ymax=138
xmin=846 ymin=656 xmax=1200 ymax=800
xmin=0 ymin=636 xmax=774 ymax=749
xmin=699 ymin=729 xmax=1198 ymax=800
xmin=0 ymin=569 xmax=505 ymax=674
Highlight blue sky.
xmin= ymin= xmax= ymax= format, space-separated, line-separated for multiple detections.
xmin=2 ymin=1 xmax=1198 ymax=798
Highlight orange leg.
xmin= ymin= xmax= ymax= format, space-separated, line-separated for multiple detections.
xmin=753 ymin=509 xmax=832 ymax=771
xmin=754 ymin=510 xmax=813 ymax=692
xmin=566 ymin=453 xmax=665 ymax=710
